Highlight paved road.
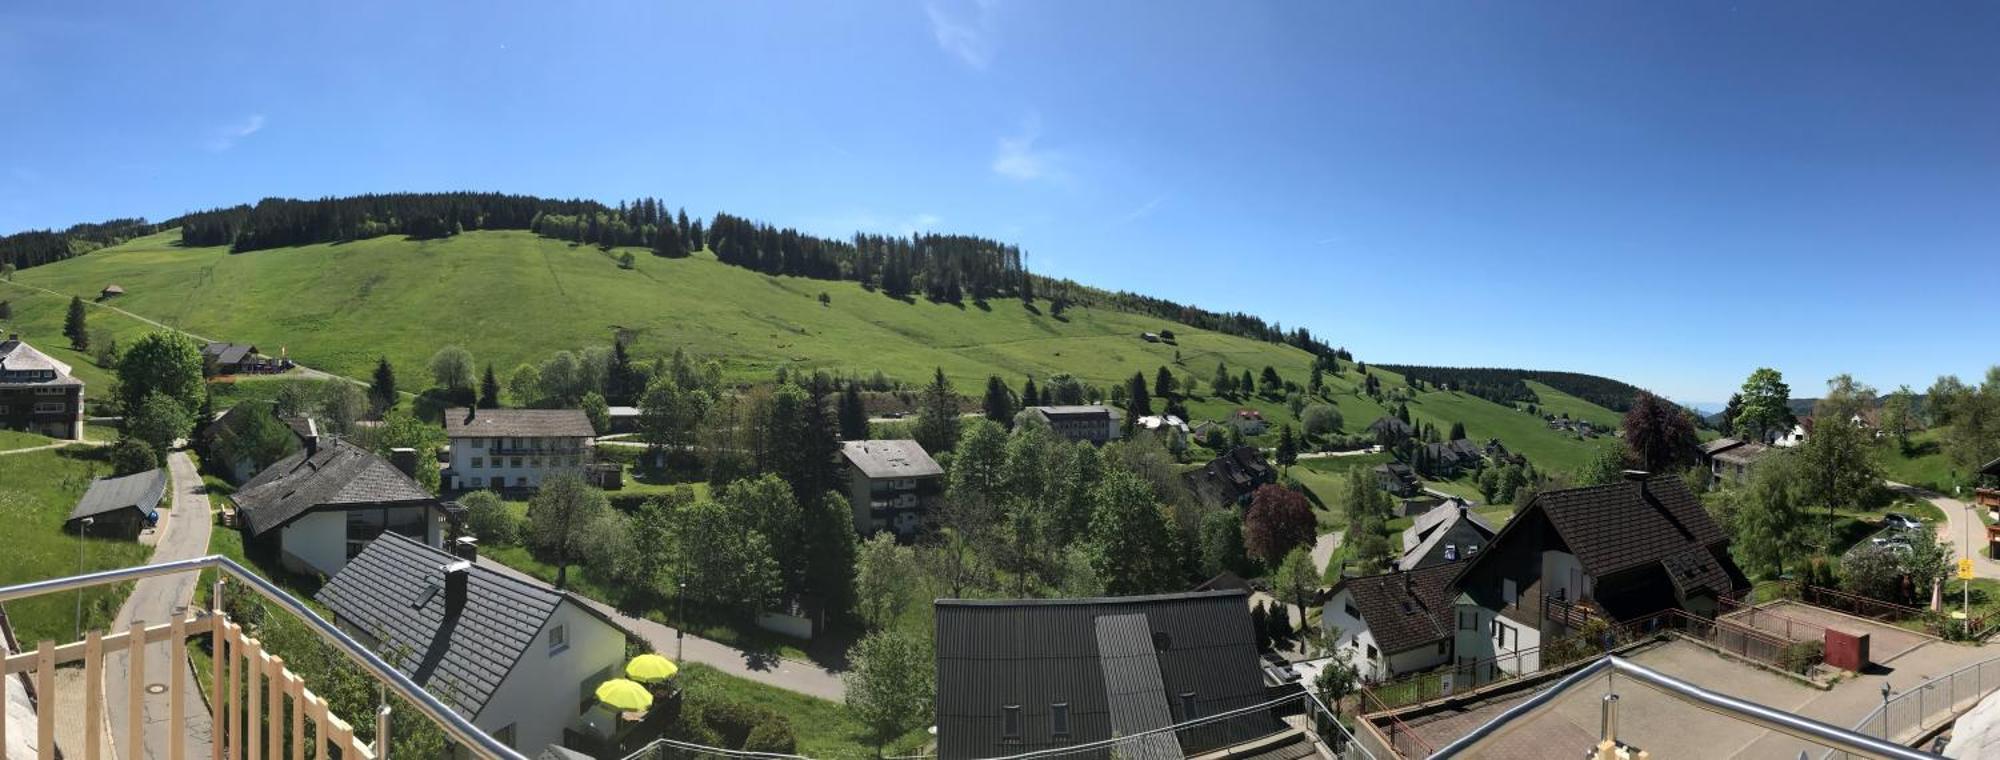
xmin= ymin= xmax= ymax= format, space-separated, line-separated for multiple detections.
xmin=1890 ymin=480 xmax=2000 ymax=580
xmin=475 ymin=556 xmax=848 ymax=701
xmin=1310 ymin=531 xmax=1344 ymax=575
xmin=105 ymin=451 xmax=215 ymax=760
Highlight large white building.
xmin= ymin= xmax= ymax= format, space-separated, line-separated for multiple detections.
xmin=443 ymin=407 xmax=597 ymax=490
xmin=233 ymin=434 xmax=450 ymax=577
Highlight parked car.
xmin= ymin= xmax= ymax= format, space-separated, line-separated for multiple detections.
xmin=1883 ymin=513 xmax=1925 ymax=532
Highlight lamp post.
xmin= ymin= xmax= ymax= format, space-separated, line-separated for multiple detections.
xmin=75 ymin=516 xmax=94 ymax=639
xmin=677 ymin=581 xmax=687 ymax=663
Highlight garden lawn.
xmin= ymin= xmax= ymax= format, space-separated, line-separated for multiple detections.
xmin=1877 ymin=430 xmax=1957 ymax=493
xmin=0 ymin=446 xmax=152 ymax=644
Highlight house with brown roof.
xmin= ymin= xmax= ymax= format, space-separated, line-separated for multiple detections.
xmin=1182 ymin=446 xmax=1275 ymax=509
xmin=1447 ymin=472 xmax=1747 ymax=682
xmin=1710 ymin=439 xmax=1774 ymax=484
xmin=1319 ymin=563 xmax=1462 ymax=682
xmin=442 ymin=407 xmax=596 ymax=491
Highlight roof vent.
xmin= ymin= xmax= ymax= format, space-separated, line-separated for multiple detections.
xmin=1152 ymin=631 xmax=1173 ymax=651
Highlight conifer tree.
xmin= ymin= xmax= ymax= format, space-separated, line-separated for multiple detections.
xmin=64 ymin=296 xmax=88 ymax=350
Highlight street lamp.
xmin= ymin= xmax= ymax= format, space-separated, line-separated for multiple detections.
xmin=677 ymin=581 xmax=687 ymax=662
xmin=75 ymin=516 xmax=94 ymax=639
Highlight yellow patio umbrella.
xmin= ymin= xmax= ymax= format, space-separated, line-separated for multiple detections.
xmin=626 ymin=653 xmax=679 ymax=683
xmin=595 ymin=678 xmax=655 ymax=712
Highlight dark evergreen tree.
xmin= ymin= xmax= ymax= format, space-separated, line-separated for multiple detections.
xmin=63 ymin=296 xmax=88 ymax=350
xmin=608 ymin=338 xmax=636 ymax=403
xmin=1127 ymin=372 xmax=1152 ymax=417
xmin=1154 ymin=366 xmax=1175 ymax=400
xmin=982 ymin=375 xmax=1016 ymax=425
xmin=1448 ymin=421 xmax=1466 ymax=440
xmin=479 ymin=364 xmax=501 ymax=409
xmin=1276 ymin=425 xmax=1298 ymax=469
xmin=371 ymin=357 xmax=398 ymax=410
xmin=838 ymin=381 xmax=869 ymax=440
xmin=0 ymin=301 xmax=11 ymax=320
xmin=1021 ymin=377 xmax=1040 ymax=407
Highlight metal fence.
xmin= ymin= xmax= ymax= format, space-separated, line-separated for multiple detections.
xmin=1821 ymin=654 xmax=2000 ymax=759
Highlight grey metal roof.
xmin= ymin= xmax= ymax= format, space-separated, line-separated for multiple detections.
xmin=934 ymin=591 xmax=1279 ymax=760
xmin=316 ymin=532 xmax=570 ymax=718
xmin=442 ymin=408 xmax=595 ymax=439
xmin=202 ymin=342 xmax=258 ymax=366
xmin=233 ymin=438 xmax=438 ymax=537
xmin=1094 ymin=614 xmax=1181 ymax=760
xmin=1028 ymin=405 xmax=1114 ymax=420
xmin=840 ymin=439 xmax=944 ymax=479
xmin=0 ymin=338 xmax=82 ymax=388
xmin=67 ymin=469 xmax=167 ymax=522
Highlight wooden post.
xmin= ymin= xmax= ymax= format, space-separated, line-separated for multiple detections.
xmin=306 ymin=688 xmax=329 ymax=760
xmin=212 ymin=616 xmax=226 ymax=760
xmin=36 ymin=640 xmax=55 ymax=760
xmin=225 ymin=623 xmax=240 ymax=760
xmin=286 ymin=672 xmax=305 ymax=760
xmin=244 ymin=637 xmax=262 ymax=760
xmin=266 ymin=655 xmax=284 ymax=760
xmin=127 ymin=620 xmax=145 ymax=760
xmin=83 ymin=630 xmax=103 ymax=760
xmin=170 ymin=612 xmax=186 ymax=760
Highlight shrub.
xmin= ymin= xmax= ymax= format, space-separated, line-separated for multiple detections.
xmin=703 ymin=700 xmax=784 ymax=748
xmin=457 ymin=490 xmax=518 ymax=544
xmin=109 ymin=437 xmax=159 ymax=475
xmin=742 ymin=720 xmax=799 ymax=754
xmin=1778 ymin=640 xmax=1824 ymax=674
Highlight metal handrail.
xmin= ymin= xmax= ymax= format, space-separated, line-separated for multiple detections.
xmin=1428 ymin=655 xmax=1937 ymax=760
xmin=1819 ymin=652 xmax=2000 ymax=760
xmin=0 ymin=555 xmax=533 ymax=760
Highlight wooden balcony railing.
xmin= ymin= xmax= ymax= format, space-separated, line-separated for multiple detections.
xmin=0 ymin=555 xmax=533 ymax=760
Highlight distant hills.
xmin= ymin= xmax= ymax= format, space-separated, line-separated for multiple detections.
xmin=1376 ymin=365 xmax=1650 ymax=413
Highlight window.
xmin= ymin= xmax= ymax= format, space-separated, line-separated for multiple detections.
xmin=1344 ymin=602 xmax=1360 ymax=619
xmin=1002 ymin=705 xmax=1023 ymax=741
xmin=548 ymin=623 xmax=569 ymax=655
xmin=1179 ymin=692 xmax=1200 ymax=720
xmin=1437 ymin=640 xmax=1448 ymax=655
xmin=0 ymin=405 xmax=9 ymax=414
xmin=33 ymin=402 xmax=64 ymax=414
xmin=511 ymin=457 xmax=523 ymax=468
xmin=1365 ymin=644 xmax=1377 ymax=661
xmin=1502 ymin=578 xmax=1518 ymax=605
xmin=1051 ymin=703 xmax=1071 ymax=738
xmin=471 ymin=457 xmax=483 ymax=469
xmin=470 ymin=477 xmax=483 ymax=488
xmin=347 ymin=507 xmax=430 ymax=558
xmin=1467 ymin=544 xmax=1479 ymax=556
xmin=516 ymin=477 xmax=528 ymax=487
xmin=471 ymin=438 xmax=486 ymax=449
xmin=1444 ymin=544 xmax=1458 ymax=561
xmin=34 ymin=387 xmax=65 ymax=396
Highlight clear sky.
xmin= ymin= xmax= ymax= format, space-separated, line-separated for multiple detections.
xmin=4 ymin=1 xmax=1997 ymax=403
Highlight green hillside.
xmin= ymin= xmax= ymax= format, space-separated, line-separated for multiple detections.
xmin=0 ymin=227 xmax=1630 ymax=478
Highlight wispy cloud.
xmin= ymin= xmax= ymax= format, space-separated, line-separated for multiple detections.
xmin=992 ymin=113 xmax=1061 ymax=182
xmin=205 ymin=114 xmax=266 ymax=152
xmin=926 ymin=0 xmax=998 ymax=70
xmin=1113 ymin=195 xmax=1166 ymax=226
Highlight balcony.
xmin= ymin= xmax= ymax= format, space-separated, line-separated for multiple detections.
xmin=0 ymin=556 xmax=526 ymax=760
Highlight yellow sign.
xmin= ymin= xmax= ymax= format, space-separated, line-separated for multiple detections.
xmin=1960 ymin=558 xmax=1976 ymax=580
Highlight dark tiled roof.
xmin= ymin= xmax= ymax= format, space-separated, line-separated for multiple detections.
xmin=67 ymin=469 xmax=167 ymax=522
xmin=934 ymin=591 xmax=1278 ymax=760
xmin=234 ymin=438 xmax=437 ymax=536
xmin=1332 ymin=563 xmax=1461 ymax=655
xmin=443 ymin=408 xmax=595 ymax=439
xmin=841 ymin=439 xmax=944 ymax=479
xmin=316 ymin=533 xmax=568 ymax=717
xmin=1028 ymin=405 xmax=1114 ymax=421
xmin=1183 ymin=447 xmax=1275 ymax=508
xmin=1368 ymin=417 xmax=1414 ymax=437
xmin=1699 ymin=437 xmax=1745 ymax=456
xmin=203 ymin=342 xmax=258 ymax=366
xmin=1713 ymin=442 xmax=1772 ymax=465
xmin=1532 ymin=476 xmax=1731 ymax=581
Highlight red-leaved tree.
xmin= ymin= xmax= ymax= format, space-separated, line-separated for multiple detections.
xmin=1622 ymin=391 xmax=1700 ymax=474
xmin=1244 ymin=484 xmax=1316 ymax=566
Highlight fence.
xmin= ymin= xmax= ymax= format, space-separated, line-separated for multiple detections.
xmin=1718 ymin=597 xmax=1832 ymax=643
xmin=1820 ymin=654 xmax=2000 ymax=760
xmin=1360 ymin=609 xmax=1688 ymax=713
xmin=1789 ymin=582 xmax=1999 ymax=639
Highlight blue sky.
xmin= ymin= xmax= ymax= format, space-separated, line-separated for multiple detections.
xmin=3 ymin=1 xmax=1997 ymax=403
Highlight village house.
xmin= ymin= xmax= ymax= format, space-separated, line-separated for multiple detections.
xmin=1399 ymin=499 xmax=1496 ymax=571
xmin=233 ymin=432 xmax=451 ymax=577
xmin=1709 ymin=439 xmax=1774 ymax=484
xmin=201 ymin=342 xmax=276 ymax=375
xmin=933 ymin=591 xmax=1281 ymax=760
xmin=200 ymin=402 xmax=309 ymax=484
xmin=1135 ymin=413 xmax=1190 ymax=436
xmin=1183 ymin=445 xmax=1276 ymax=509
xmin=1373 ymin=462 xmax=1421 ymax=497
xmin=443 ymin=407 xmax=596 ymax=491
xmin=1228 ymin=408 xmax=1269 ymax=436
xmin=1417 ymin=438 xmax=1485 ymax=478
xmin=0 ymin=335 xmax=85 ymax=440
xmin=64 ymin=468 xmax=168 ymax=538
xmin=1772 ymin=419 xmax=1810 ymax=447
xmin=317 ymin=533 xmax=626 ymax=754
xmin=1367 ymin=415 xmax=1415 ymax=446
xmin=1024 ymin=405 xmax=1122 ymax=445
xmin=841 ymin=439 xmax=944 ymax=537
xmin=1448 ymin=472 xmax=1747 ymax=683
xmin=1320 ymin=563 xmax=1461 ymax=682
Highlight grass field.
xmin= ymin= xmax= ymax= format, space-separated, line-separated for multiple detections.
xmin=0 ymin=429 xmax=55 ymax=452
xmin=677 ymin=662 xmax=930 ymax=758
xmin=1877 ymin=430 xmax=1959 ymax=492
xmin=0 ymin=446 xmax=152 ymax=644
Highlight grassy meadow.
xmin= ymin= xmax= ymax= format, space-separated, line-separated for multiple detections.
xmin=0 ymin=446 xmax=152 ymax=643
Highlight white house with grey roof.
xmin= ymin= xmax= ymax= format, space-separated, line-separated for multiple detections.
xmin=317 ymin=532 xmax=626 ymax=755
xmin=442 ymin=407 xmax=596 ymax=491
xmin=840 ymin=439 xmax=943 ymax=537
xmin=233 ymin=433 xmax=449 ymax=577
xmin=0 ymin=335 xmax=84 ymax=440
xmin=1023 ymin=405 xmax=1122 ymax=445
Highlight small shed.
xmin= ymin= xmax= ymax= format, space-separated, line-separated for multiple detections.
xmin=606 ymin=405 xmax=641 ymax=434
xmin=66 ymin=469 xmax=168 ymax=537
xmin=99 ymin=284 xmax=125 ymax=299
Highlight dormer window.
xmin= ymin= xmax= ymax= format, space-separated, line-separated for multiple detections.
xmin=1002 ymin=705 xmax=1023 ymax=741
xmin=1444 ymin=544 xmax=1458 ymax=561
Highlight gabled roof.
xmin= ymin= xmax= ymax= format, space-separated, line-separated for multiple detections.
xmin=934 ymin=591 xmax=1278 ymax=759
xmin=202 ymin=342 xmax=259 ymax=366
xmin=1368 ymin=416 xmax=1414 ymax=436
xmin=1400 ymin=500 xmax=1494 ymax=555
xmin=841 ymin=439 xmax=943 ymax=479
xmin=1496 ymin=476 xmax=1734 ymax=587
xmin=442 ymin=408 xmax=595 ymax=439
xmin=1028 ymin=405 xmax=1114 ymax=420
xmin=316 ymin=533 xmax=599 ymax=718
xmin=67 ymin=469 xmax=168 ymax=522
xmin=1712 ymin=441 xmax=1772 ymax=465
xmin=0 ymin=337 xmax=82 ymax=387
xmin=1699 ymin=437 xmax=1746 ymax=456
xmin=1331 ymin=563 xmax=1462 ymax=655
xmin=234 ymin=438 xmax=438 ymax=536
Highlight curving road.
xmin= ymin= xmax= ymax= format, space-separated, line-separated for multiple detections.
xmin=1888 ymin=480 xmax=2000 ymax=579
xmin=105 ymin=451 xmax=215 ymax=759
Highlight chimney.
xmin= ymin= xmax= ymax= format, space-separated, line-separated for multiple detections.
xmin=1621 ymin=469 xmax=1651 ymax=482
xmin=390 ymin=447 xmax=419 ymax=479
xmin=443 ymin=560 xmax=471 ymax=616
xmin=453 ymin=536 xmax=479 ymax=562
xmin=303 ymin=418 xmax=320 ymax=457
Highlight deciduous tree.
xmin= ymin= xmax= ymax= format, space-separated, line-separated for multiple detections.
xmin=524 ymin=472 xmax=610 ymax=589
xmin=1086 ymin=471 xmax=1181 ymax=594
xmin=1733 ymin=368 xmax=1795 ymax=443
xmin=427 ymin=345 xmax=475 ymax=392
xmin=116 ymin=332 xmax=205 ymax=417
xmin=1622 ymin=391 xmax=1699 ymax=473
xmin=1245 ymin=485 xmax=1315 ymax=565
xmin=844 ymin=630 xmax=935 ymax=752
